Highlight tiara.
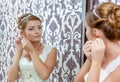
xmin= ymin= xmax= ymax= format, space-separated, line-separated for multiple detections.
xmin=93 ymin=8 xmax=101 ymax=18
xmin=20 ymin=14 xmax=32 ymax=24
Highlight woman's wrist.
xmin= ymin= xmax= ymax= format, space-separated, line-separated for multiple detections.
xmin=91 ymin=60 xmax=102 ymax=67
xmin=28 ymin=47 xmax=36 ymax=55
xmin=16 ymin=48 xmax=23 ymax=53
xmin=29 ymin=51 xmax=37 ymax=57
xmin=12 ymin=50 xmax=23 ymax=65
xmin=12 ymin=56 xmax=21 ymax=66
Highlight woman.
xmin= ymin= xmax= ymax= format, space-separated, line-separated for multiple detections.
xmin=74 ymin=2 xmax=120 ymax=82
xmin=7 ymin=13 xmax=57 ymax=82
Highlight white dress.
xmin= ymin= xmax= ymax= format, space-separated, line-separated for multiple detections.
xmin=19 ymin=45 xmax=53 ymax=82
xmin=84 ymin=55 xmax=120 ymax=82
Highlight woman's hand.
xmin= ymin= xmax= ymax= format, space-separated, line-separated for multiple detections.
xmin=91 ymin=38 xmax=105 ymax=64
xmin=21 ymin=37 xmax=35 ymax=54
xmin=83 ymin=40 xmax=93 ymax=61
xmin=15 ymin=37 xmax=23 ymax=51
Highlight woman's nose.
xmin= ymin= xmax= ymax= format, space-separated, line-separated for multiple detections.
xmin=35 ymin=29 xmax=40 ymax=33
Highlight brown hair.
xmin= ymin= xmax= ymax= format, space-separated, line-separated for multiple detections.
xmin=18 ymin=13 xmax=42 ymax=30
xmin=86 ymin=2 xmax=120 ymax=41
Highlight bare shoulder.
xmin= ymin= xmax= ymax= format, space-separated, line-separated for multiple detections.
xmin=104 ymin=66 xmax=120 ymax=82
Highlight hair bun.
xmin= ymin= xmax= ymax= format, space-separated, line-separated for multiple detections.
xmin=108 ymin=5 xmax=120 ymax=28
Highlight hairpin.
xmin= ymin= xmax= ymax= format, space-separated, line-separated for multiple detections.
xmin=93 ymin=8 xmax=101 ymax=18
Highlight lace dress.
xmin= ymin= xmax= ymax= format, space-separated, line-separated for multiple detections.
xmin=19 ymin=45 xmax=53 ymax=82
xmin=84 ymin=55 xmax=120 ymax=82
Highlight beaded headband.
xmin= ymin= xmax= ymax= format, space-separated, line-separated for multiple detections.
xmin=20 ymin=14 xmax=32 ymax=24
xmin=19 ymin=14 xmax=32 ymax=29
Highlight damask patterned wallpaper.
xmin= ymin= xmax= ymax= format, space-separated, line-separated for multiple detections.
xmin=1 ymin=0 xmax=120 ymax=82
xmin=0 ymin=0 xmax=86 ymax=82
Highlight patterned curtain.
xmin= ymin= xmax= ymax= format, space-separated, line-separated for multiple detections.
xmin=0 ymin=0 xmax=86 ymax=82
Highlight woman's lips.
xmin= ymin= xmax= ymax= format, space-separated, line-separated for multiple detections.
xmin=34 ymin=35 xmax=41 ymax=38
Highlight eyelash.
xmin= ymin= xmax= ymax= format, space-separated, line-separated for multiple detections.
xmin=29 ymin=29 xmax=33 ymax=30
xmin=39 ymin=26 xmax=42 ymax=29
xmin=28 ymin=26 xmax=42 ymax=31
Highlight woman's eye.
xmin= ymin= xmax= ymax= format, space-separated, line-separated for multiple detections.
xmin=39 ymin=26 xmax=42 ymax=29
xmin=29 ymin=28 xmax=33 ymax=30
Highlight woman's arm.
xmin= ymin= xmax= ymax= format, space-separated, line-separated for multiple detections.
xmin=7 ymin=50 xmax=22 ymax=82
xmin=30 ymin=47 xmax=57 ymax=80
xmin=86 ymin=61 xmax=101 ymax=82
xmin=7 ymin=37 xmax=23 ymax=82
xmin=86 ymin=38 xmax=105 ymax=82
xmin=74 ymin=59 xmax=91 ymax=82
xmin=74 ymin=40 xmax=93 ymax=82
xmin=21 ymin=37 xmax=57 ymax=80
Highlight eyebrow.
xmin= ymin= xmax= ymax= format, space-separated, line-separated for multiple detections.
xmin=29 ymin=24 xmax=41 ymax=27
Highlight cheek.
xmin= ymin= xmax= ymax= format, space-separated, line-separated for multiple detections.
xmin=86 ymin=30 xmax=93 ymax=40
xmin=86 ymin=30 xmax=89 ymax=38
xmin=24 ymin=32 xmax=33 ymax=39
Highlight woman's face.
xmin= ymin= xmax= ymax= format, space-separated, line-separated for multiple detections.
xmin=85 ymin=23 xmax=94 ymax=40
xmin=23 ymin=20 xmax=42 ymax=42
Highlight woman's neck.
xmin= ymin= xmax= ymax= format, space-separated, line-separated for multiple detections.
xmin=102 ymin=40 xmax=120 ymax=68
xmin=104 ymin=40 xmax=120 ymax=59
xmin=31 ymin=41 xmax=42 ymax=50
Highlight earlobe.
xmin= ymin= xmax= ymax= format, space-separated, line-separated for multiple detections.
xmin=20 ymin=31 xmax=25 ymax=37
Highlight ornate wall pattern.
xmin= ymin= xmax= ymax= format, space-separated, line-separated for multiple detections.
xmin=0 ymin=0 xmax=86 ymax=82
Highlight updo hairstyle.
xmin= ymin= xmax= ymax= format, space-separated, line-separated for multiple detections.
xmin=18 ymin=13 xmax=42 ymax=30
xmin=86 ymin=2 xmax=120 ymax=41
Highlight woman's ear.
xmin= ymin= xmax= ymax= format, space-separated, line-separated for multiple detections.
xmin=20 ymin=31 xmax=25 ymax=37
xmin=92 ymin=28 xmax=99 ymax=38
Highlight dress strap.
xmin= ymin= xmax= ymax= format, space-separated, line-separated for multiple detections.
xmin=104 ymin=55 xmax=120 ymax=77
xmin=39 ymin=45 xmax=53 ymax=62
